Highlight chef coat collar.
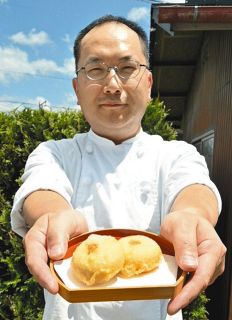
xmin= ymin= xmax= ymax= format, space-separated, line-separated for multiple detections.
xmin=87 ymin=128 xmax=144 ymax=147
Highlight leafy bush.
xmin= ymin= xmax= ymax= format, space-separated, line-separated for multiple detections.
xmin=0 ymin=100 xmax=208 ymax=319
xmin=0 ymin=109 xmax=88 ymax=320
xmin=142 ymin=98 xmax=177 ymax=140
xmin=0 ymin=108 xmax=89 ymax=202
xmin=183 ymin=292 xmax=210 ymax=320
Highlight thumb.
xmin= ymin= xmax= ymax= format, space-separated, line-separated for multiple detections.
xmin=176 ymin=243 xmax=198 ymax=272
xmin=46 ymin=210 xmax=88 ymax=260
xmin=161 ymin=213 xmax=198 ymax=271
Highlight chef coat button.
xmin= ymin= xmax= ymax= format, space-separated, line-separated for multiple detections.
xmin=83 ymin=176 xmax=92 ymax=185
xmin=86 ymin=144 xmax=93 ymax=153
xmin=114 ymin=177 xmax=121 ymax=188
xmin=136 ymin=149 xmax=144 ymax=158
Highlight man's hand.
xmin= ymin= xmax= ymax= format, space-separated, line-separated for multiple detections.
xmin=160 ymin=211 xmax=226 ymax=315
xmin=23 ymin=210 xmax=88 ymax=294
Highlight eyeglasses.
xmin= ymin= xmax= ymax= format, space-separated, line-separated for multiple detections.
xmin=76 ymin=59 xmax=149 ymax=81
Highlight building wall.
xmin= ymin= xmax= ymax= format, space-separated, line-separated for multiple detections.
xmin=182 ymin=31 xmax=232 ymax=320
xmin=183 ymin=32 xmax=217 ymax=139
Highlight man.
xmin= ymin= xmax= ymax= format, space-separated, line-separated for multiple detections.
xmin=11 ymin=15 xmax=226 ymax=320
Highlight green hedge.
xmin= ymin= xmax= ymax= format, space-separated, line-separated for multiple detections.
xmin=0 ymin=99 xmax=208 ymax=319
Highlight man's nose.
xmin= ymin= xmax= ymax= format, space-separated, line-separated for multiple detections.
xmin=103 ymin=69 xmax=122 ymax=95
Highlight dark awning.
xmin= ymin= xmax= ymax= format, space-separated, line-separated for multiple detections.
xmin=149 ymin=4 xmax=232 ymax=134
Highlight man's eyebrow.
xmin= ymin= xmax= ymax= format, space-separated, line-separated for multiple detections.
xmin=84 ymin=55 xmax=135 ymax=65
xmin=118 ymin=55 xmax=134 ymax=61
xmin=85 ymin=57 xmax=102 ymax=64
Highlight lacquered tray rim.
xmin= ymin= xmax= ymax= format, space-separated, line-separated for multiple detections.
xmin=50 ymin=228 xmax=186 ymax=302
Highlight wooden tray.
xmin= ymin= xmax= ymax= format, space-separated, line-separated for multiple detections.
xmin=50 ymin=229 xmax=186 ymax=303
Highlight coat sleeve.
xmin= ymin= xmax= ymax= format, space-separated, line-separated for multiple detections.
xmin=160 ymin=140 xmax=222 ymax=221
xmin=10 ymin=140 xmax=74 ymax=237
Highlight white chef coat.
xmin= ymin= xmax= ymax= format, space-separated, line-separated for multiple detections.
xmin=11 ymin=129 xmax=221 ymax=320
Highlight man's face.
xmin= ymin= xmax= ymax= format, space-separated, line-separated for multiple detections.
xmin=73 ymin=22 xmax=152 ymax=143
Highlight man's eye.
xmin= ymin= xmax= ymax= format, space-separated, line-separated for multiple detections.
xmin=88 ymin=67 xmax=104 ymax=72
xmin=90 ymin=67 xmax=103 ymax=72
xmin=88 ymin=67 xmax=104 ymax=75
xmin=120 ymin=65 xmax=136 ymax=74
xmin=122 ymin=65 xmax=135 ymax=70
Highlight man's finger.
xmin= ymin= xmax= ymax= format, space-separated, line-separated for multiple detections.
xmin=46 ymin=211 xmax=87 ymax=260
xmin=161 ymin=213 xmax=198 ymax=271
xmin=23 ymin=226 xmax=59 ymax=294
xmin=167 ymin=250 xmax=221 ymax=315
xmin=28 ymin=257 xmax=59 ymax=294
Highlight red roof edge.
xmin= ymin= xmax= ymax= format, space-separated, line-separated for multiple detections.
xmin=158 ymin=6 xmax=232 ymax=23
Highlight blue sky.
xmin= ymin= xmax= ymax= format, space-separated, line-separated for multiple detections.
xmin=0 ymin=0 xmax=153 ymax=112
xmin=0 ymin=0 xmax=185 ymax=112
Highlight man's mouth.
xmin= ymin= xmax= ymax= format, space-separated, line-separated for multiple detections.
xmin=99 ymin=102 xmax=127 ymax=107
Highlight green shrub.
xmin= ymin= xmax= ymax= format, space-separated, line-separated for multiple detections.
xmin=0 ymin=191 xmax=44 ymax=320
xmin=0 ymin=108 xmax=88 ymax=319
xmin=183 ymin=292 xmax=210 ymax=320
xmin=142 ymin=98 xmax=177 ymax=140
xmin=0 ymin=100 xmax=208 ymax=319
xmin=0 ymin=108 xmax=89 ymax=202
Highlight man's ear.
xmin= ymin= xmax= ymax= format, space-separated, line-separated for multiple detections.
xmin=72 ymin=78 xmax=78 ymax=94
xmin=148 ymin=71 xmax=153 ymax=100
xmin=72 ymin=78 xmax=80 ymax=106
xmin=148 ymin=71 xmax=153 ymax=90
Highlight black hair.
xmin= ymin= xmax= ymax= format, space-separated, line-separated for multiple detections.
xmin=73 ymin=15 xmax=149 ymax=72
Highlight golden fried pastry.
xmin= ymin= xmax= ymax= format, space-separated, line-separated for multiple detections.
xmin=118 ymin=235 xmax=162 ymax=278
xmin=71 ymin=234 xmax=125 ymax=286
